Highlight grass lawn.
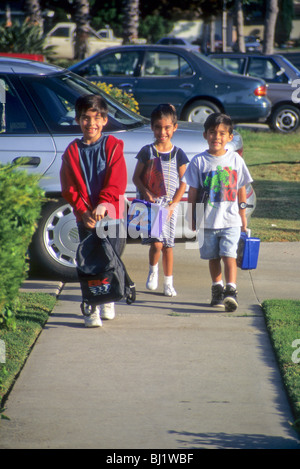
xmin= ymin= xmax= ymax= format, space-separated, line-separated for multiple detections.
xmin=238 ymin=128 xmax=300 ymax=242
xmin=262 ymin=299 xmax=300 ymax=433
xmin=0 ymin=292 xmax=56 ymax=418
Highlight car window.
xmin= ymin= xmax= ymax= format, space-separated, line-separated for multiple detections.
xmin=161 ymin=38 xmax=184 ymax=45
xmin=91 ymin=51 xmax=141 ymax=77
xmin=0 ymin=76 xmax=35 ymax=134
xmin=51 ymin=27 xmax=70 ymax=38
xmin=247 ymin=58 xmax=289 ymax=83
xmin=212 ymin=57 xmax=245 ymax=75
xmin=143 ymin=52 xmax=193 ymax=77
xmin=21 ymin=72 xmax=145 ymax=133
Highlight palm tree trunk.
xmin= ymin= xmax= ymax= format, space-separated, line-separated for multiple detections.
xmin=235 ymin=0 xmax=245 ymax=52
xmin=263 ymin=0 xmax=279 ymax=54
xmin=123 ymin=0 xmax=140 ymax=44
xmin=73 ymin=0 xmax=90 ymax=60
xmin=24 ymin=0 xmax=43 ymax=33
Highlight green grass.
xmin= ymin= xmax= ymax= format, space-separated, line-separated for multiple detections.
xmin=0 ymin=292 xmax=56 ymax=409
xmin=262 ymin=300 xmax=300 ymax=433
xmin=238 ymin=129 xmax=300 ymax=242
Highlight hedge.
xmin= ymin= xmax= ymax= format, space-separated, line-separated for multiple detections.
xmin=0 ymin=163 xmax=44 ymax=329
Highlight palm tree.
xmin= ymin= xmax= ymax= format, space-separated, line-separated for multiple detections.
xmin=123 ymin=0 xmax=140 ymax=44
xmin=234 ymin=0 xmax=245 ymax=52
xmin=24 ymin=0 xmax=44 ymax=32
xmin=263 ymin=0 xmax=279 ymax=54
xmin=73 ymin=0 xmax=90 ymax=60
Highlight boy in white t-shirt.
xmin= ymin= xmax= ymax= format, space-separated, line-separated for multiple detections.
xmin=184 ymin=113 xmax=253 ymax=311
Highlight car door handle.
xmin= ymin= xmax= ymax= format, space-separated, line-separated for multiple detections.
xmin=12 ymin=156 xmax=41 ymax=167
xmin=118 ymin=83 xmax=133 ymax=92
xmin=179 ymin=83 xmax=194 ymax=89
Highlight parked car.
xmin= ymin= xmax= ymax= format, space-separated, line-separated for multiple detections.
xmin=209 ymin=52 xmax=300 ymax=133
xmin=156 ymin=37 xmax=200 ymax=52
xmin=69 ymin=44 xmax=271 ymax=125
xmin=232 ymin=36 xmax=262 ymax=52
xmin=0 ymin=57 xmax=255 ymax=280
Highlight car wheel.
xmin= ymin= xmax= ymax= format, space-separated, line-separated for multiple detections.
xmin=29 ymin=198 xmax=126 ymax=281
xmin=29 ymin=198 xmax=80 ymax=280
xmin=183 ymin=100 xmax=221 ymax=124
xmin=269 ymin=105 xmax=300 ymax=133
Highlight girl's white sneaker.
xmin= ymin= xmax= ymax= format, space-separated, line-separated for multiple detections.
xmin=146 ymin=271 xmax=158 ymax=290
xmin=163 ymin=285 xmax=177 ymax=297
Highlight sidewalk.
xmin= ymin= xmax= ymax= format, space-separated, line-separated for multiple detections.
xmin=0 ymin=242 xmax=299 ymax=449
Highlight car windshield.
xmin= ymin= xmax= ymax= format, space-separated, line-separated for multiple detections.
xmin=281 ymin=56 xmax=300 ymax=76
xmin=20 ymin=70 xmax=147 ymax=133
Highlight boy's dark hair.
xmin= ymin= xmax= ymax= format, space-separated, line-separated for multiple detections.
xmin=150 ymin=103 xmax=177 ymax=126
xmin=75 ymin=94 xmax=108 ymax=119
xmin=204 ymin=112 xmax=233 ymax=134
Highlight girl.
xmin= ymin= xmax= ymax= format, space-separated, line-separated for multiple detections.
xmin=132 ymin=104 xmax=189 ymax=296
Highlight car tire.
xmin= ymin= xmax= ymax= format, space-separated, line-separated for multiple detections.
xmin=268 ymin=105 xmax=300 ymax=133
xmin=29 ymin=198 xmax=126 ymax=281
xmin=183 ymin=100 xmax=221 ymax=124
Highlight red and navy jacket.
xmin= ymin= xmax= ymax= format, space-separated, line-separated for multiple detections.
xmin=60 ymin=135 xmax=127 ymax=221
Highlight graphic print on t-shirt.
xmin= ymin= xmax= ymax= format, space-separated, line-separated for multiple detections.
xmin=203 ymin=165 xmax=238 ymax=204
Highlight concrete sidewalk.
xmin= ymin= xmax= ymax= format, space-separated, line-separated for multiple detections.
xmin=0 ymin=242 xmax=299 ymax=449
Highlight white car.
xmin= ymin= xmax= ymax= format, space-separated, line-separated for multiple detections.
xmin=45 ymin=22 xmax=122 ymax=59
xmin=0 ymin=58 xmax=255 ymax=280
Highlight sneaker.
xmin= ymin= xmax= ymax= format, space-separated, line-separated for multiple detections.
xmin=146 ymin=270 xmax=158 ymax=290
xmin=210 ymin=284 xmax=225 ymax=308
xmin=223 ymin=286 xmax=238 ymax=312
xmin=163 ymin=284 xmax=177 ymax=297
xmin=100 ymin=302 xmax=115 ymax=320
xmin=81 ymin=303 xmax=102 ymax=328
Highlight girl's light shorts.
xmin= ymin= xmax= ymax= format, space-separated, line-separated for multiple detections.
xmin=200 ymin=227 xmax=241 ymax=259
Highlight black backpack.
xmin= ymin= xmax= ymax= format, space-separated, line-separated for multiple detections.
xmin=76 ymin=230 xmax=136 ymax=307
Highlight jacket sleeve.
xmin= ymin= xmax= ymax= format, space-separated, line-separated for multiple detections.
xmin=97 ymin=137 xmax=127 ymax=209
xmin=60 ymin=142 xmax=91 ymax=216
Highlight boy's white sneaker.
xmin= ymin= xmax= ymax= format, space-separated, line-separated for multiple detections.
xmin=146 ymin=270 xmax=158 ymax=290
xmin=100 ymin=302 xmax=115 ymax=320
xmin=163 ymin=284 xmax=177 ymax=297
xmin=82 ymin=304 xmax=102 ymax=328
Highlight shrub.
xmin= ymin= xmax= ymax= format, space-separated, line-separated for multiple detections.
xmin=0 ymin=164 xmax=44 ymax=329
xmin=0 ymin=21 xmax=55 ymax=60
xmin=93 ymin=81 xmax=140 ymax=114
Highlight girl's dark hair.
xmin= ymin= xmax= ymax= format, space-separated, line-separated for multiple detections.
xmin=75 ymin=94 xmax=108 ymax=119
xmin=150 ymin=103 xmax=177 ymax=126
xmin=204 ymin=112 xmax=233 ymax=134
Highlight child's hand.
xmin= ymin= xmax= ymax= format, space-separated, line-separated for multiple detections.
xmin=82 ymin=210 xmax=96 ymax=229
xmin=142 ymin=189 xmax=156 ymax=203
xmin=240 ymin=217 xmax=248 ymax=233
xmin=93 ymin=204 xmax=107 ymax=221
xmin=166 ymin=202 xmax=177 ymax=220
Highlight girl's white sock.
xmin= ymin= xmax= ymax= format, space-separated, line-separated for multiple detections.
xmin=164 ymin=275 xmax=173 ymax=286
xmin=149 ymin=263 xmax=158 ymax=273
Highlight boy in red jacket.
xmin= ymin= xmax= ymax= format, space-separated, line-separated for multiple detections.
xmin=60 ymin=94 xmax=127 ymax=327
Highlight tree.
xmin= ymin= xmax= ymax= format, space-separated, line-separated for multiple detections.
xmin=263 ymin=0 xmax=279 ymax=54
xmin=234 ymin=0 xmax=245 ymax=52
xmin=24 ymin=0 xmax=44 ymax=32
xmin=122 ymin=0 xmax=140 ymax=44
xmin=73 ymin=0 xmax=90 ymax=60
xmin=275 ymin=0 xmax=294 ymax=47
